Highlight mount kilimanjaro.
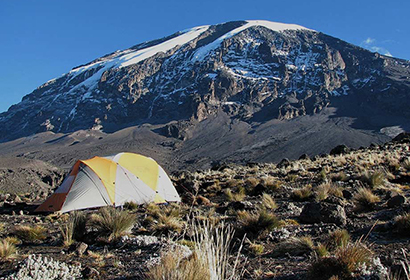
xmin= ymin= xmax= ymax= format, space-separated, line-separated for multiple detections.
xmin=1 ymin=20 xmax=410 ymax=172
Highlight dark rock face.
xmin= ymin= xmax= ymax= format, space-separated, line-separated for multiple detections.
xmin=387 ymin=195 xmax=406 ymax=208
xmin=330 ymin=145 xmax=350 ymax=155
xmin=299 ymin=202 xmax=347 ymax=225
xmin=0 ymin=20 xmax=410 ymax=143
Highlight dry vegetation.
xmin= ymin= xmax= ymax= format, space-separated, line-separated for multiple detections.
xmin=0 ymin=137 xmax=409 ymax=279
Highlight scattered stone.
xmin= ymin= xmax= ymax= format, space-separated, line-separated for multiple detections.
xmin=227 ymin=201 xmax=254 ymax=210
xmin=76 ymin=242 xmax=88 ymax=256
xmin=82 ymin=266 xmax=100 ymax=279
xmin=251 ymin=184 xmax=267 ymax=196
xmin=282 ymin=202 xmax=302 ymax=216
xmin=387 ymin=195 xmax=406 ymax=208
xmin=298 ymin=154 xmax=310 ymax=160
xmin=392 ymin=132 xmax=410 ymax=143
xmin=3 ymin=254 xmax=81 ymax=280
xmin=342 ymin=189 xmax=353 ymax=200
xmin=277 ymin=158 xmax=291 ymax=168
xmin=329 ymin=144 xmax=350 ymax=155
xmin=299 ymin=202 xmax=347 ymax=226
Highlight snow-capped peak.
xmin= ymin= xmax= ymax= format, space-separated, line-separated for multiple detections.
xmin=192 ymin=20 xmax=313 ymax=62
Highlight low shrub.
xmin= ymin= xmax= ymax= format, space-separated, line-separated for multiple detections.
xmin=362 ymin=170 xmax=385 ymax=188
xmin=394 ymin=213 xmax=410 ymax=236
xmin=273 ymin=236 xmax=315 ymax=256
xmin=353 ymin=188 xmax=380 ymax=211
xmin=308 ymin=241 xmax=373 ymax=280
xmin=237 ymin=209 xmax=281 ymax=239
xmin=13 ymin=225 xmax=47 ymax=243
xmin=292 ymin=185 xmax=313 ymax=201
xmin=262 ymin=193 xmax=277 ymax=210
xmin=91 ymin=207 xmax=136 ymax=242
xmin=0 ymin=239 xmax=17 ymax=260
xmin=326 ymin=229 xmax=350 ymax=251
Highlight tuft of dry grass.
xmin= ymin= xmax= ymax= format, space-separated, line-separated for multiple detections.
xmin=309 ymin=240 xmax=373 ymax=280
xmin=123 ymin=201 xmax=139 ymax=210
xmin=225 ymin=188 xmax=246 ymax=202
xmin=237 ymin=209 xmax=281 ymax=239
xmin=13 ymin=225 xmax=47 ymax=243
xmin=402 ymin=159 xmax=410 ymax=171
xmin=394 ymin=213 xmax=410 ymax=236
xmin=353 ymin=187 xmax=381 ymax=211
xmin=146 ymin=249 xmax=210 ymax=280
xmin=147 ymin=221 xmax=243 ymax=280
xmin=0 ymin=239 xmax=17 ymax=260
xmin=146 ymin=204 xmax=185 ymax=234
xmin=262 ymin=193 xmax=277 ymax=210
xmin=60 ymin=211 xmax=87 ymax=247
xmin=91 ymin=207 xmax=136 ymax=242
xmin=362 ymin=170 xmax=385 ymax=188
xmin=327 ymin=229 xmax=350 ymax=250
xmin=248 ymin=241 xmax=264 ymax=256
xmin=292 ymin=185 xmax=313 ymax=201
xmin=274 ymin=236 xmax=315 ymax=256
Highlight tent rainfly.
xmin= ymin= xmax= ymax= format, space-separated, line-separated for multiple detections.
xmin=35 ymin=153 xmax=180 ymax=213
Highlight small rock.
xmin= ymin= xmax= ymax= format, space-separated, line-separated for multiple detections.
xmin=195 ymin=195 xmax=211 ymax=206
xmin=82 ymin=266 xmax=100 ymax=279
xmin=76 ymin=242 xmax=88 ymax=256
xmin=299 ymin=202 xmax=347 ymax=226
xmin=387 ymin=195 xmax=406 ymax=208
xmin=19 ymin=210 xmax=24 ymax=216
xmin=342 ymin=189 xmax=353 ymax=200
xmin=299 ymin=154 xmax=310 ymax=160
xmin=251 ymin=184 xmax=267 ymax=196
xmin=330 ymin=145 xmax=350 ymax=155
xmin=277 ymin=158 xmax=291 ymax=168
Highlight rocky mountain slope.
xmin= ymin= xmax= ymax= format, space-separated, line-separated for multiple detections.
xmin=1 ymin=20 xmax=410 ymax=140
xmin=0 ymin=134 xmax=409 ymax=279
xmin=0 ymin=20 xmax=409 ymax=176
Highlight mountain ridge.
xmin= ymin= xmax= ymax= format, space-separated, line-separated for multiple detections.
xmin=0 ymin=19 xmax=409 ymax=171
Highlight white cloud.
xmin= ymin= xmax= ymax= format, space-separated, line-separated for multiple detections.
xmin=363 ymin=37 xmax=375 ymax=45
xmin=360 ymin=37 xmax=393 ymax=57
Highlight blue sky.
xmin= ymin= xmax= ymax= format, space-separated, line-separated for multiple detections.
xmin=1 ymin=0 xmax=409 ymax=113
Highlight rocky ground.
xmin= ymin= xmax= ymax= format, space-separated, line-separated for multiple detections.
xmin=0 ymin=134 xmax=410 ymax=279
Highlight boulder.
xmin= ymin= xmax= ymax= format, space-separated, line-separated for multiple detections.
xmin=299 ymin=202 xmax=346 ymax=226
xmin=277 ymin=158 xmax=291 ymax=168
xmin=330 ymin=145 xmax=350 ymax=155
xmin=387 ymin=195 xmax=406 ymax=208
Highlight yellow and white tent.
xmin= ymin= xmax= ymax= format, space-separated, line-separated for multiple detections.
xmin=36 ymin=153 xmax=180 ymax=213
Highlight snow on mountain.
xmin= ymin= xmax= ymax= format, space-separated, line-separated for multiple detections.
xmin=0 ymin=20 xmax=409 ymax=143
xmin=192 ymin=20 xmax=312 ymax=62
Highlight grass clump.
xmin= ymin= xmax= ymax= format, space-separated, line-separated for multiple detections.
xmin=326 ymin=229 xmax=350 ymax=251
xmin=91 ymin=207 xmax=136 ymax=242
xmin=309 ymin=241 xmax=373 ymax=280
xmin=353 ymin=188 xmax=381 ymax=211
xmin=262 ymin=193 xmax=277 ymax=210
xmin=248 ymin=241 xmax=264 ymax=256
xmin=13 ymin=225 xmax=47 ymax=243
xmin=362 ymin=170 xmax=385 ymax=188
xmin=402 ymin=159 xmax=410 ymax=171
xmin=394 ymin=213 xmax=410 ymax=236
xmin=0 ymin=239 xmax=17 ymax=260
xmin=60 ymin=211 xmax=87 ymax=247
xmin=123 ymin=201 xmax=139 ymax=210
xmin=273 ymin=236 xmax=315 ymax=257
xmin=225 ymin=188 xmax=246 ymax=202
xmin=146 ymin=204 xmax=185 ymax=234
xmin=147 ymin=221 xmax=243 ymax=280
xmin=292 ymin=185 xmax=313 ymax=201
xmin=237 ymin=209 xmax=281 ymax=239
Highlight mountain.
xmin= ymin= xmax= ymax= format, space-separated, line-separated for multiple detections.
xmin=1 ymin=20 xmax=410 ymax=172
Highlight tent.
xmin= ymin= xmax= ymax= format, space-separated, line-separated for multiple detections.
xmin=36 ymin=152 xmax=180 ymax=213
